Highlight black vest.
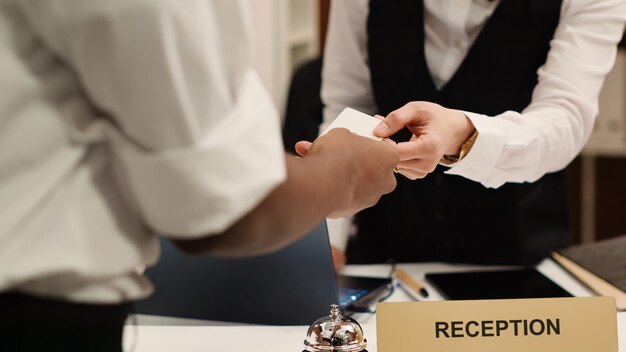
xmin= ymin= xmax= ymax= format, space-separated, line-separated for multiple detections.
xmin=348 ymin=0 xmax=570 ymax=265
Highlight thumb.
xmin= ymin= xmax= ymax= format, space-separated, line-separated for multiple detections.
xmin=374 ymin=103 xmax=425 ymax=138
xmin=295 ymin=141 xmax=313 ymax=157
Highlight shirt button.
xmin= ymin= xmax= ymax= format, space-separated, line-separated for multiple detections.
xmin=453 ymin=40 xmax=464 ymax=50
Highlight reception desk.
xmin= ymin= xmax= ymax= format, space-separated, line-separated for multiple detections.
xmin=125 ymin=259 xmax=626 ymax=351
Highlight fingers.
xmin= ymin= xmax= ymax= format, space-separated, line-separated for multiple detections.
xmin=395 ymin=135 xmax=441 ymax=161
xmin=294 ymin=141 xmax=312 ymax=157
xmin=394 ymin=142 xmax=439 ymax=180
xmin=374 ymin=102 xmax=432 ymax=138
xmin=397 ymin=167 xmax=428 ymax=180
xmin=395 ymin=159 xmax=438 ymax=180
xmin=383 ymin=137 xmax=397 ymax=146
xmin=397 ymin=159 xmax=438 ymax=173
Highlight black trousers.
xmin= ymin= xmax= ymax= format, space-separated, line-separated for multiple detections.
xmin=0 ymin=293 xmax=131 ymax=352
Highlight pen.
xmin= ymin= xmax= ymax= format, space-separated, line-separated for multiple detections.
xmin=395 ymin=281 xmax=420 ymax=301
xmin=393 ymin=268 xmax=430 ymax=298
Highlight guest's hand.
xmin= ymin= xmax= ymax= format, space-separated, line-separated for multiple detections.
xmin=295 ymin=128 xmax=399 ymax=218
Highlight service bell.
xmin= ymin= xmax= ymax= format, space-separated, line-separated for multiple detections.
xmin=302 ymin=304 xmax=368 ymax=352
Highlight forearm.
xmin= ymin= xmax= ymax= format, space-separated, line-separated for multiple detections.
xmin=175 ymin=152 xmax=351 ymax=257
xmin=446 ymin=0 xmax=625 ymax=188
xmin=446 ymin=103 xmax=594 ymax=188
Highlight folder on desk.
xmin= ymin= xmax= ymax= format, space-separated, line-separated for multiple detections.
xmin=552 ymin=234 xmax=626 ymax=310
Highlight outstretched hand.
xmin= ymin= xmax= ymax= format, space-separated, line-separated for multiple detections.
xmin=373 ymin=102 xmax=475 ymax=180
xmin=295 ymin=128 xmax=399 ymax=218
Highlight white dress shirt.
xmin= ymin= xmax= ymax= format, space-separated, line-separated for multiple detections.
xmin=323 ymin=0 xmax=626 ymax=250
xmin=0 ymin=0 xmax=285 ymax=303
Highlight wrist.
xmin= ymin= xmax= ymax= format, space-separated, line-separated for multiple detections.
xmin=314 ymin=148 xmax=357 ymax=216
xmin=446 ymin=111 xmax=476 ymax=156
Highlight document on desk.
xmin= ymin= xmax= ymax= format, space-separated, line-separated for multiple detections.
xmin=124 ymin=326 xmax=303 ymax=352
xmin=123 ymin=324 xmax=379 ymax=352
xmin=320 ymin=108 xmax=383 ymax=141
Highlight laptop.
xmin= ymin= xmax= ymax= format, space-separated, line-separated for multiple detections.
xmin=135 ymin=221 xmax=391 ymax=325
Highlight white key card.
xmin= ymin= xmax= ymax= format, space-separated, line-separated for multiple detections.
xmin=319 ymin=108 xmax=383 ymax=141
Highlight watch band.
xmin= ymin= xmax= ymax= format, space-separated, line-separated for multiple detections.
xmin=440 ymin=129 xmax=479 ymax=166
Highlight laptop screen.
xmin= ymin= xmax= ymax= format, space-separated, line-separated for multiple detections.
xmin=136 ymin=222 xmax=339 ymax=325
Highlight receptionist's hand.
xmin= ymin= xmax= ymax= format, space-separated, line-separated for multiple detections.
xmin=373 ymin=101 xmax=476 ymax=180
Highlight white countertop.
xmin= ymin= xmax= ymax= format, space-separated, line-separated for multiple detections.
xmin=124 ymin=259 xmax=625 ymax=351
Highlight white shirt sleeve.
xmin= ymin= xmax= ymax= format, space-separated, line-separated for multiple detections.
xmin=16 ymin=0 xmax=286 ymax=238
xmin=323 ymin=0 xmax=626 ymax=190
xmin=446 ymin=0 xmax=626 ymax=188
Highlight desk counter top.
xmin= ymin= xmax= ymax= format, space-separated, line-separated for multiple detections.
xmin=125 ymin=260 xmax=626 ymax=351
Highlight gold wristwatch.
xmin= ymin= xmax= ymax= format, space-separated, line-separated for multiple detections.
xmin=440 ymin=129 xmax=479 ymax=166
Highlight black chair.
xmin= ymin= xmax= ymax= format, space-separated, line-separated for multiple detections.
xmin=282 ymin=57 xmax=324 ymax=154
